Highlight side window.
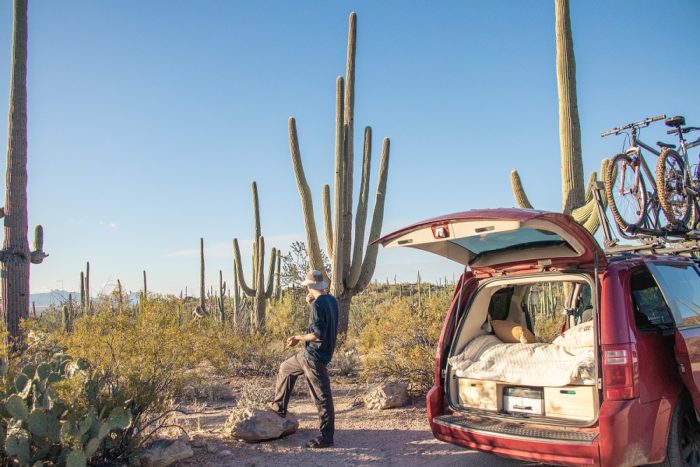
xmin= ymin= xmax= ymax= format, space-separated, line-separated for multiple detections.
xmin=488 ymin=287 xmax=513 ymax=321
xmin=630 ymin=268 xmax=674 ymax=329
xmin=646 ymin=262 xmax=700 ymax=328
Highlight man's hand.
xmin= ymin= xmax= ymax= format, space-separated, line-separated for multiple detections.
xmin=287 ymin=335 xmax=301 ymax=347
xmin=305 ymin=293 xmax=315 ymax=304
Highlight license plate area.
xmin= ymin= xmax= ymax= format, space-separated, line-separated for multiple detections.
xmin=502 ymin=386 xmax=544 ymax=415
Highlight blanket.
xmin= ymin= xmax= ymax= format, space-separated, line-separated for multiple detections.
xmin=448 ymin=334 xmax=595 ymax=387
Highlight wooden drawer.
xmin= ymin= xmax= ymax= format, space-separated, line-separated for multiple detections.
xmin=544 ymin=386 xmax=596 ymax=420
xmin=458 ymin=378 xmax=498 ymax=410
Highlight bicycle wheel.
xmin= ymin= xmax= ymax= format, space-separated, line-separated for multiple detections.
xmin=656 ymin=149 xmax=691 ymax=227
xmin=605 ymin=153 xmax=648 ymax=231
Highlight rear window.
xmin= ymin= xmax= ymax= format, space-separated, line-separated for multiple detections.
xmin=453 ymin=227 xmax=568 ymax=255
xmin=646 ymin=262 xmax=700 ymax=328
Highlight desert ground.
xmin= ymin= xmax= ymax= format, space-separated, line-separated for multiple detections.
xmin=175 ymin=378 xmax=537 ymax=467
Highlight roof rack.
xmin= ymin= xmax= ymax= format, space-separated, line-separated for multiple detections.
xmin=592 ymin=181 xmax=700 ymax=258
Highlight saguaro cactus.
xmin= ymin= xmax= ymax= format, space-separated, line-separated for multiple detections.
xmin=510 ymin=0 xmax=604 ymax=234
xmin=288 ymin=12 xmax=390 ymax=333
xmin=0 ymin=0 xmax=47 ymax=341
xmin=233 ymin=181 xmax=278 ymax=331
xmin=199 ymin=237 xmax=206 ymax=313
xmin=217 ymin=270 xmax=226 ymax=324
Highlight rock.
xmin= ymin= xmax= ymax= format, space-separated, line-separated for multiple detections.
xmin=190 ymin=437 xmax=207 ymax=449
xmin=224 ymin=407 xmax=299 ymax=442
xmin=139 ymin=439 xmax=194 ymax=467
xmin=218 ymin=450 xmax=232 ymax=457
xmin=206 ymin=444 xmax=218 ymax=454
xmin=363 ymin=382 xmax=409 ymax=410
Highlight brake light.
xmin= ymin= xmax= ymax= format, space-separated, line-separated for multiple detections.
xmin=602 ymin=343 xmax=638 ymax=400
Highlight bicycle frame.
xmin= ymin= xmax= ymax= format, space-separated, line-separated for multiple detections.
xmin=623 ymin=126 xmax=665 ymax=230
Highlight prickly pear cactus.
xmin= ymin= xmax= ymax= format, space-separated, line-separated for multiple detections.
xmin=0 ymin=354 xmax=132 ymax=465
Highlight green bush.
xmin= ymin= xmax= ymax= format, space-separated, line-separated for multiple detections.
xmin=356 ymin=295 xmax=450 ymax=393
xmin=61 ymin=298 xmax=230 ymax=447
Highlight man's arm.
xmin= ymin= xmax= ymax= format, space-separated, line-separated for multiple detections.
xmin=287 ymin=332 xmax=321 ymax=347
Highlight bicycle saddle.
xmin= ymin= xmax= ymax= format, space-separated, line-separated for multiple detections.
xmin=656 ymin=141 xmax=676 ymax=149
xmin=665 ymin=115 xmax=685 ymax=127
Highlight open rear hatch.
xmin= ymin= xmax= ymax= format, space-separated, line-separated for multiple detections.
xmin=376 ymin=208 xmax=606 ymax=272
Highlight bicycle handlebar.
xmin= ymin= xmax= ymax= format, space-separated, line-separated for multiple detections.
xmin=601 ymin=114 xmax=666 ymax=137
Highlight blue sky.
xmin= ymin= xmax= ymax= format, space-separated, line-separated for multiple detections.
xmin=0 ymin=1 xmax=699 ymax=296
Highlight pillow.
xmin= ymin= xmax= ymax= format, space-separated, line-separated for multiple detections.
xmin=553 ymin=321 xmax=594 ymax=348
xmin=491 ymin=320 xmax=536 ymax=344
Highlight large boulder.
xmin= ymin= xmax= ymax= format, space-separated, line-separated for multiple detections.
xmin=225 ymin=407 xmax=299 ymax=442
xmin=139 ymin=438 xmax=194 ymax=466
xmin=363 ymin=382 xmax=409 ymax=410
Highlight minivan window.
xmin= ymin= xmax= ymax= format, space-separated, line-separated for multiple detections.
xmin=646 ymin=262 xmax=700 ymax=328
xmin=630 ymin=268 xmax=674 ymax=329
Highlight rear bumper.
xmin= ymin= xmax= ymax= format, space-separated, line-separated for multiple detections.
xmin=430 ymin=417 xmax=600 ymax=465
xmin=427 ymin=384 xmax=671 ymax=466
xmin=427 ymin=385 xmax=600 ymax=466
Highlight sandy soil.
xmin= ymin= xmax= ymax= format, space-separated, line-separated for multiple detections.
xmin=174 ymin=378 xmax=536 ymax=467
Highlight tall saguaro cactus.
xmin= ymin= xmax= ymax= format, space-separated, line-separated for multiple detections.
xmin=233 ymin=181 xmax=278 ymax=330
xmin=510 ymin=0 xmax=603 ymax=233
xmin=1 ymin=0 xmax=47 ymax=341
xmin=288 ymin=12 xmax=390 ymax=334
xmin=199 ymin=237 xmax=206 ymax=313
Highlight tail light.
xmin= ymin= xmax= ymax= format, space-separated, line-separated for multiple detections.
xmin=602 ymin=343 xmax=639 ymax=400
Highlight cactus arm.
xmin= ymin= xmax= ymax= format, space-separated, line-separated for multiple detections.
xmin=571 ymin=196 xmax=597 ymax=224
xmin=322 ymin=184 xmax=333 ymax=259
xmin=584 ymin=170 xmax=597 ymax=203
xmin=288 ymin=117 xmax=329 ymax=282
xmin=581 ymin=207 xmax=600 ymax=234
xmin=265 ymin=248 xmax=276 ymax=299
xmin=332 ymin=77 xmax=346 ymax=297
xmin=342 ymin=13 xmax=357 ymax=283
xmin=510 ymin=170 xmax=534 ymax=209
xmin=251 ymin=181 xmax=261 ymax=239
xmin=275 ymin=252 xmax=281 ymax=300
xmin=347 ymin=126 xmax=372 ymax=290
xmin=556 ymin=0 xmax=584 ymax=214
xmin=232 ymin=239 xmax=256 ymax=297
xmin=355 ymin=137 xmax=390 ymax=292
xmin=256 ymin=236 xmax=265 ymax=299
xmin=30 ymin=225 xmax=46 ymax=264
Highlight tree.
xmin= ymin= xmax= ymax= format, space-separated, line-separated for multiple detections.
xmin=280 ymin=241 xmax=331 ymax=290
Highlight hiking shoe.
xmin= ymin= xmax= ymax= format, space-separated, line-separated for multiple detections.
xmin=305 ymin=437 xmax=334 ymax=449
xmin=267 ymin=402 xmax=286 ymax=418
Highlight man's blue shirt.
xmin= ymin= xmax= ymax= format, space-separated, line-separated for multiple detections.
xmin=304 ymin=294 xmax=339 ymax=364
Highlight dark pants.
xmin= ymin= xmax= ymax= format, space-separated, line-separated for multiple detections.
xmin=272 ymin=351 xmax=334 ymax=441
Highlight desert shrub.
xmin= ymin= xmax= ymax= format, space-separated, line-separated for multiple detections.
xmin=225 ymin=332 xmax=291 ymax=377
xmin=356 ymin=295 xmax=450 ymax=393
xmin=234 ymin=378 xmax=274 ymax=410
xmin=61 ymin=299 xmax=229 ymax=446
xmin=328 ymin=339 xmax=360 ymax=377
xmin=264 ymin=292 xmax=308 ymax=340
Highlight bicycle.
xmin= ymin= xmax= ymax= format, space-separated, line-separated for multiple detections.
xmin=602 ymin=114 xmax=670 ymax=234
xmin=655 ymin=115 xmax=700 ymax=228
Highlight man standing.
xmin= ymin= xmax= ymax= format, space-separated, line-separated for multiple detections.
xmin=269 ymin=270 xmax=339 ymax=448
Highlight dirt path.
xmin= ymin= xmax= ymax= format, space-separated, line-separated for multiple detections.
xmin=175 ymin=380 xmax=533 ymax=466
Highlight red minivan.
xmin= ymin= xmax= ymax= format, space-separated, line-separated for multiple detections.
xmin=378 ymin=208 xmax=700 ymax=466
